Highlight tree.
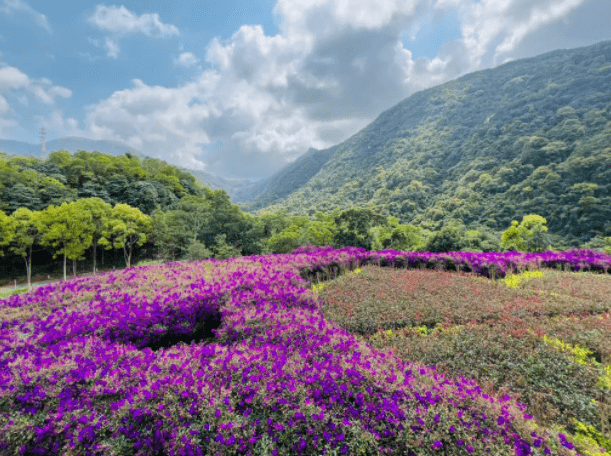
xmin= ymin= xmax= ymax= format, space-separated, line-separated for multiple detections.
xmin=522 ymin=214 xmax=552 ymax=252
xmin=424 ymin=222 xmax=465 ymax=253
xmin=150 ymin=209 xmax=178 ymax=261
xmin=197 ymin=188 xmax=251 ymax=254
xmin=185 ymin=240 xmax=212 ymax=261
xmin=38 ymin=176 xmax=76 ymax=207
xmin=176 ymin=196 xmax=209 ymax=242
xmin=267 ymin=229 xmax=302 ymax=254
xmin=8 ymin=208 xmax=39 ymax=288
xmin=461 ymin=229 xmax=501 ymax=252
xmin=73 ymin=198 xmax=112 ymax=274
xmin=148 ymin=197 xmax=209 ymax=261
xmin=387 ymin=224 xmax=425 ymax=251
xmin=101 ymin=204 xmax=152 ymax=268
xmin=300 ymin=220 xmax=336 ymax=247
xmin=211 ymin=234 xmax=241 ymax=260
xmin=0 ymin=209 xmax=14 ymax=256
xmin=370 ymin=216 xmax=424 ymax=251
xmin=501 ymin=214 xmax=551 ymax=252
xmin=334 ymin=208 xmax=386 ymax=250
xmin=35 ymin=202 xmax=93 ymax=281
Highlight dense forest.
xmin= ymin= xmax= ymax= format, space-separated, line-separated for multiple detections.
xmin=237 ymin=39 xmax=611 ymax=248
xmin=0 ymin=149 xmax=609 ymax=287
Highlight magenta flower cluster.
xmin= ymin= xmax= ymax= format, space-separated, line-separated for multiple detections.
xmin=359 ymin=247 xmax=611 ymax=278
xmin=1 ymin=246 xmax=597 ymax=455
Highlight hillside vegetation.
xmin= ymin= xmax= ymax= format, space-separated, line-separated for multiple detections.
xmin=238 ymin=40 xmax=611 ymax=246
xmin=0 ymin=150 xmax=202 ymax=215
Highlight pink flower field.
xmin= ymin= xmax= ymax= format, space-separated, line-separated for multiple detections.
xmin=1 ymin=246 xmax=610 ymax=456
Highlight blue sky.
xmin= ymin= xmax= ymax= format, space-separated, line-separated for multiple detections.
xmin=1 ymin=0 xmax=610 ymax=180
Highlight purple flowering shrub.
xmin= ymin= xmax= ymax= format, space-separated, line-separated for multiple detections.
xmin=1 ymin=246 xmax=603 ymax=455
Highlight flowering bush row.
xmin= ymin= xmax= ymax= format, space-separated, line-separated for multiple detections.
xmin=2 ymin=246 xmax=608 ymax=455
xmin=358 ymin=248 xmax=611 ymax=279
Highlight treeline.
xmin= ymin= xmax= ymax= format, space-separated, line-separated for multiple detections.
xmin=1 ymin=151 xmax=610 ymax=286
xmin=2 ymin=193 xmax=610 ymax=288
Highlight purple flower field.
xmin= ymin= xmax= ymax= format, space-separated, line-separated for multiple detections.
xmin=1 ymin=246 xmax=609 ymax=456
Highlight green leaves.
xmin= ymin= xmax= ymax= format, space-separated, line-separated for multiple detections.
xmin=35 ymin=202 xmax=94 ymax=281
xmin=0 ymin=209 xmax=15 ymax=256
xmin=8 ymin=208 xmax=40 ymax=287
xmin=8 ymin=208 xmax=37 ymax=259
xmin=501 ymin=214 xmax=551 ymax=252
xmin=370 ymin=217 xmax=424 ymax=252
xmin=102 ymin=204 xmax=152 ymax=268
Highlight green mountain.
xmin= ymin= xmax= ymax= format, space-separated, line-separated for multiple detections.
xmin=231 ymin=147 xmax=335 ymax=204
xmin=0 ymin=137 xmax=255 ymax=199
xmin=238 ymin=40 xmax=611 ymax=244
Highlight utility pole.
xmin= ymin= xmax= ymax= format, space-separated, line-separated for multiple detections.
xmin=40 ymin=126 xmax=47 ymax=159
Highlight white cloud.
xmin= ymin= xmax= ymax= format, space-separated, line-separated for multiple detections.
xmin=74 ymin=0 xmax=611 ymax=180
xmin=174 ymin=52 xmax=199 ymax=67
xmin=0 ymin=63 xmax=72 ymax=139
xmin=460 ymin=0 xmax=589 ymax=67
xmin=87 ymin=5 xmax=179 ymax=37
xmin=49 ymin=86 xmax=72 ymax=99
xmin=104 ymin=37 xmax=120 ymax=58
xmin=85 ymin=5 xmax=179 ymax=60
xmin=0 ymin=0 xmax=52 ymax=33
xmin=87 ymin=35 xmax=120 ymax=59
xmin=0 ymin=66 xmax=29 ymax=90
xmin=0 ymin=94 xmax=9 ymax=114
xmin=35 ymin=110 xmax=80 ymax=137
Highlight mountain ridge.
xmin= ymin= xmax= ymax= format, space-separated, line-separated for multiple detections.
xmin=237 ymin=39 xmax=611 ymax=244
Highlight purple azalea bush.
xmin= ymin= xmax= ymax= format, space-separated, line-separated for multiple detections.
xmin=2 ymin=246 xmax=606 ymax=455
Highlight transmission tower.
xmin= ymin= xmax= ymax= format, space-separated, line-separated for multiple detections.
xmin=40 ymin=126 xmax=47 ymax=159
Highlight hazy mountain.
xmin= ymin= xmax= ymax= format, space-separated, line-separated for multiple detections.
xmin=0 ymin=139 xmax=40 ymax=157
xmin=0 ymin=137 xmax=145 ymax=158
xmin=46 ymin=137 xmax=147 ymax=158
xmin=231 ymin=147 xmax=336 ymax=204
xmin=238 ymin=39 xmax=611 ymax=243
xmin=181 ymin=168 xmax=260 ymax=199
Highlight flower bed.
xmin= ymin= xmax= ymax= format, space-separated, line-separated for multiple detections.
xmin=2 ymin=246 xmax=609 ymax=455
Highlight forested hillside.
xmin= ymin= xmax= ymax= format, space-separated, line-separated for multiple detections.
xmin=0 ymin=150 xmax=202 ymax=215
xmin=0 ymin=137 xmax=254 ymax=198
xmin=239 ymin=39 xmax=611 ymax=245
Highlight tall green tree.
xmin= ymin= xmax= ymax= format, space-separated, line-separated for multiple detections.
xmin=176 ymin=196 xmax=210 ymax=243
xmin=501 ymin=214 xmax=551 ymax=252
xmin=101 ymin=204 xmax=152 ymax=268
xmin=8 ymin=208 xmax=39 ymax=288
xmin=197 ymin=188 xmax=250 ymax=254
xmin=371 ymin=216 xmax=425 ymax=251
xmin=424 ymin=222 xmax=465 ymax=253
xmin=0 ymin=209 xmax=14 ymax=256
xmin=35 ymin=202 xmax=94 ymax=281
xmin=149 ymin=209 xmax=192 ymax=261
xmin=73 ymin=198 xmax=112 ymax=274
xmin=334 ymin=208 xmax=386 ymax=250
